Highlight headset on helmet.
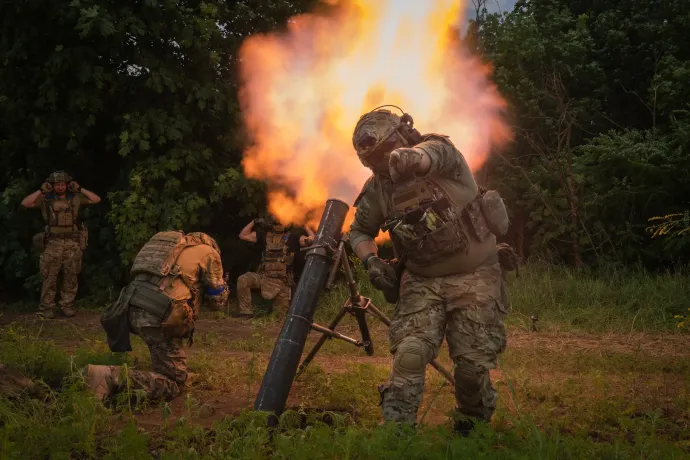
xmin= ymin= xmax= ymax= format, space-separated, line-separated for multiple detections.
xmin=352 ymin=105 xmax=422 ymax=166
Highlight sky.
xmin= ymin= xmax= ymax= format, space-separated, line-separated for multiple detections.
xmin=465 ymin=0 xmax=518 ymax=18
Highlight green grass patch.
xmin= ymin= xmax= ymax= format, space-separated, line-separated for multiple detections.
xmin=1 ymin=261 xmax=689 ymax=458
xmin=507 ymin=261 xmax=689 ymax=333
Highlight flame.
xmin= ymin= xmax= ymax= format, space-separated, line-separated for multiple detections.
xmin=238 ymin=0 xmax=511 ymax=238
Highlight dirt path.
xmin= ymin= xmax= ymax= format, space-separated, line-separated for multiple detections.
xmin=2 ymin=310 xmax=689 ymax=429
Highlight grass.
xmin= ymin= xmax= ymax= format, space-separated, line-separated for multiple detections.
xmin=0 ymin=261 xmax=689 ymax=458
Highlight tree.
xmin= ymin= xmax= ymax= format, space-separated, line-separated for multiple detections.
xmin=0 ymin=0 xmax=316 ymax=300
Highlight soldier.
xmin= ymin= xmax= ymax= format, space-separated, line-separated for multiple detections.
xmin=236 ymin=217 xmax=314 ymax=318
xmin=20 ymin=171 xmax=101 ymax=318
xmin=91 ymin=231 xmax=230 ymax=403
xmin=348 ymin=106 xmax=511 ymax=434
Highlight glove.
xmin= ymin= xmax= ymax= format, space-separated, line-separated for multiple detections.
xmin=366 ymin=256 xmax=398 ymax=293
xmin=40 ymin=182 xmax=52 ymax=193
xmin=389 ymin=147 xmax=425 ymax=182
xmin=68 ymin=181 xmax=81 ymax=192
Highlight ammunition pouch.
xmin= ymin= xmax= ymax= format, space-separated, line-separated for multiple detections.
xmin=78 ymin=224 xmax=89 ymax=251
xmin=162 ymin=301 xmax=194 ymax=340
xmin=100 ymin=285 xmax=135 ymax=352
xmin=126 ymin=280 xmax=194 ymax=339
xmin=480 ymin=190 xmax=509 ymax=236
xmin=463 ymin=198 xmax=492 ymax=242
xmin=128 ymin=280 xmax=172 ymax=319
xmin=46 ymin=231 xmax=79 ymax=240
xmin=32 ymin=232 xmax=45 ymax=252
xmin=497 ymin=243 xmax=519 ymax=272
xmin=388 ymin=196 xmax=469 ymax=267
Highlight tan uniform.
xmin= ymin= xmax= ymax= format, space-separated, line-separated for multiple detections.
xmin=350 ymin=134 xmax=508 ymax=424
xmin=30 ymin=192 xmax=92 ymax=315
xmin=237 ymin=231 xmax=293 ymax=316
xmin=101 ymin=232 xmax=228 ymax=401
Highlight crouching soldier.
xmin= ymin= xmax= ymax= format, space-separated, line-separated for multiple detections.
xmin=92 ymin=231 xmax=229 ymax=403
xmin=236 ymin=217 xmax=313 ymax=318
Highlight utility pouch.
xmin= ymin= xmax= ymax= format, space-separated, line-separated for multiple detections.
xmin=32 ymin=232 xmax=45 ymax=252
xmin=464 ymin=199 xmax=492 ymax=242
xmin=100 ymin=284 xmax=135 ymax=352
xmin=78 ymin=224 xmax=89 ymax=251
xmin=128 ymin=280 xmax=172 ymax=319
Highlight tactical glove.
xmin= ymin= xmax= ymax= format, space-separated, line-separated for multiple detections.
xmin=68 ymin=181 xmax=81 ymax=192
xmin=366 ymin=256 xmax=398 ymax=292
xmin=40 ymin=182 xmax=53 ymax=193
xmin=389 ymin=147 xmax=425 ymax=182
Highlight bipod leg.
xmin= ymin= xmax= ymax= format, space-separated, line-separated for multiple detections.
xmin=296 ymin=306 xmax=348 ymax=378
xmin=352 ymin=303 xmax=374 ymax=356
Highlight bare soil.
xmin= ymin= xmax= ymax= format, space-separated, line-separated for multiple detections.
xmin=1 ymin=310 xmax=688 ymax=431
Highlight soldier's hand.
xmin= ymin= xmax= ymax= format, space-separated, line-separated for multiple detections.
xmin=68 ymin=181 xmax=81 ymax=192
xmin=389 ymin=147 xmax=425 ymax=182
xmin=305 ymin=236 xmax=315 ymax=246
xmin=366 ymin=256 xmax=398 ymax=292
xmin=40 ymin=182 xmax=52 ymax=193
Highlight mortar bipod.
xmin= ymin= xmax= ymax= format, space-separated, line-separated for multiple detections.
xmin=295 ymin=236 xmax=456 ymax=386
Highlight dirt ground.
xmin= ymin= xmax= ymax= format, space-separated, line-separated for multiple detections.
xmin=1 ymin=310 xmax=689 ymax=431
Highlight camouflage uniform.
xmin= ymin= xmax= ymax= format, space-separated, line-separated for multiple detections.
xmin=30 ymin=191 xmax=93 ymax=317
xmin=349 ymin=109 xmax=509 ymax=425
xmin=236 ymin=231 xmax=293 ymax=316
xmin=96 ymin=231 xmax=229 ymax=402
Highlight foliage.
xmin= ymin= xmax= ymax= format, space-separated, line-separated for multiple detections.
xmin=0 ymin=0 xmax=316 ymax=300
xmin=478 ymin=0 xmax=690 ymax=268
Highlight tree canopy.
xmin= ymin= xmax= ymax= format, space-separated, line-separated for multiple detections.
xmin=1 ymin=0 xmax=688 ymax=301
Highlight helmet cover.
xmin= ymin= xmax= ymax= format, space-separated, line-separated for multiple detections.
xmin=46 ymin=170 xmax=72 ymax=184
xmin=352 ymin=110 xmax=402 ymax=167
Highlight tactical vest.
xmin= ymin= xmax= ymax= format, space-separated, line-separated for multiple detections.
xmin=260 ymin=231 xmax=293 ymax=280
xmin=379 ymin=136 xmax=508 ymax=271
xmin=384 ymin=177 xmax=492 ymax=267
xmin=130 ymin=231 xmax=199 ymax=287
xmin=127 ymin=231 xmax=210 ymax=319
xmin=42 ymin=194 xmax=78 ymax=234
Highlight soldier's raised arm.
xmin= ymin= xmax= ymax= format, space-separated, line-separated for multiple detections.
xmin=69 ymin=181 xmax=101 ymax=204
xmin=388 ymin=135 xmax=467 ymax=183
xmin=21 ymin=190 xmax=43 ymax=208
xmin=239 ymin=219 xmax=258 ymax=243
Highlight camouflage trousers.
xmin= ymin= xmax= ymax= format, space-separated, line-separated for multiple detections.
xmin=236 ymin=272 xmax=290 ymax=316
xmin=124 ymin=310 xmax=188 ymax=401
xmin=381 ymin=261 xmax=508 ymax=424
xmin=39 ymin=237 xmax=82 ymax=314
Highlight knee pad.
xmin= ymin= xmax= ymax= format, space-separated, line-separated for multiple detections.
xmin=453 ymin=357 xmax=485 ymax=391
xmin=393 ymin=338 xmax=431 ymax=376
xmin=236 ymin=275 xmax=249 ymax=289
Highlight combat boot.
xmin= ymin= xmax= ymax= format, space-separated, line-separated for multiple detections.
xmin=183 ymin=372 xmax=199 ymax=390
xmin=85 ymin=364 xmax=119 ymax=402
xmin=453 ymin=417 xmax=475 ymax=437
xmin=37 ymin=308 xmax=55 ymax=319
xmin=60 ymin=306 xmax=76 ymax=317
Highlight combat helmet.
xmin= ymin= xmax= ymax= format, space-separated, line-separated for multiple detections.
xmin=46 ymin=170 xmax=72 ymax=184
xmin=352 ymin=106 xmax=422 ymax=168
xmin=187 ymin=232 xmax=221 ymax=255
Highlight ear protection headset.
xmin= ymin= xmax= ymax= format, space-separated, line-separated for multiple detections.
xmin=369 ymin=104 xmax=423 ymax=147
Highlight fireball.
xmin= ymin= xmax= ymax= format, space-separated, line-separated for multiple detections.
xmin=238 ymin=0 xmax=510 ymax=235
